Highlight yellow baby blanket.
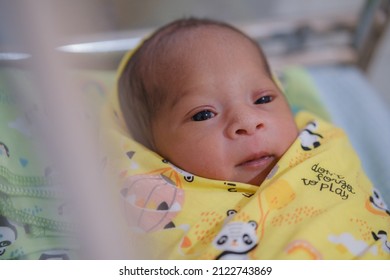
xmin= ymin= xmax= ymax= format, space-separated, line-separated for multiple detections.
xmin=103 ymin=95 xmax=390 ymax=260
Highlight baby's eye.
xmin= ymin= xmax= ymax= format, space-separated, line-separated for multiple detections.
xmin=192 ymin=110 xmax=215 ymax=121
xmin=255 ymin=95 xmax=273 ymax=104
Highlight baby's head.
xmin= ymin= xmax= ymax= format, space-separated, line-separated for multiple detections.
xmin=118 ymin=18 xmax=298 ymax=186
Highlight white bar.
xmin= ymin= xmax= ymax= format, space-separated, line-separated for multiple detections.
xmin=1 ymin=260 xmax=388 ymax=280
xmin=0 ymin=52 xmax=31 ymax=60
xmin=57 ymin=37 xmax=142 ymax=53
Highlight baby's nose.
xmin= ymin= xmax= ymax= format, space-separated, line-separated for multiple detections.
xmin=226 ymin=107 xmax=264 ymax=138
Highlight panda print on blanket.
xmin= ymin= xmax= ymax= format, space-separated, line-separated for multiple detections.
xmin=299 ymin=121 xmax=323 ymax=151
xmin=0 ymin=216 xmax=17 ymax=256
xmin=213 ymin=210 xmax=258 ymax=260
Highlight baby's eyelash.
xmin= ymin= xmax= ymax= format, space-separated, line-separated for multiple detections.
xmin=255 ymin=95 xmax=273 ymax=104
xmin=192 ymin=110 xmax=216 ymax=121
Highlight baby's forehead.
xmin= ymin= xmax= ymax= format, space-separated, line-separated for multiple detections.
xmin=156 ymin=25 xmax=265 ymax=74
xmin=145 ymin=24 xmax=271 ymax=105
xmin=168 ymin=25 xmax=256 ymax=53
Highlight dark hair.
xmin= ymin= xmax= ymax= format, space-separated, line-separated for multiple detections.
xmin=118 ymin=17 xmax=271 ymax=150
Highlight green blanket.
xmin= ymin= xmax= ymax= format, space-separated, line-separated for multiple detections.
xmin=0 ymin=69 xmax=78 ymax=259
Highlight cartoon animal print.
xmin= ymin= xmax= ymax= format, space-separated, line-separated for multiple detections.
xmin=0 ymin=141 xmax=10 ymax=157
xmin=372 ymin=230 xmax=390 ymax=254
xmin=299 ymin=121 xmax=323 ymax=151
xmin=0 ymin=216 xmax=17 ymax=256
xmin=121 ymin=174 xmax=185 ymax=232
xmin=177 ymin=211 xmax=226 ymax=257
xmin=162 ymin=159 xmax=195 ymax=183
xmin=367 ymin=189 xmax=390 ymax=216
xmin=285 ymin=240 xmax=322 ymax=259
xmin=328 ymin=232 xmax=377 ymax=257
xmin=213 ymin=210 xmax=258 ymax=260
xmin=121 ymin=159 xmax=195 ymax=188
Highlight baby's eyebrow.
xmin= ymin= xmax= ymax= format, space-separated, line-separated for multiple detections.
xmin=168 ymin=92 xmax=185 ymax=110
xmin=168 ymin=89 xmax=195 ymax=110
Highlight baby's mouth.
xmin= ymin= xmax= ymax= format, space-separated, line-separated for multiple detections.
xmin=236 ymin=153 xmax=275 ymax=168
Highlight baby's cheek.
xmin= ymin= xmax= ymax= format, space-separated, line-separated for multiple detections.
xmin=183 ymin=148 xmax=228 ymax=179
xmin=281 ymin=122 xmax=299 ymax=151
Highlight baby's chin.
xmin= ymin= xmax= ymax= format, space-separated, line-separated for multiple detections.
xmin=240 ymin=165 xmax=276 ymax=186
xmin=243 ymin=174 xmax=267 ymax=187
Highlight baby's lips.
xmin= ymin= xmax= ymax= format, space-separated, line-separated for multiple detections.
xmin=236 ymin=152 xmax=273 ymax=167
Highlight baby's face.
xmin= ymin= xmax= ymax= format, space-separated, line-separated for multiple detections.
xmin=151 ymin=27 xmax=298 ymax=186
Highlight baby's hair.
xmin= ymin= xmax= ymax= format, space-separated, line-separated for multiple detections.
xmin=118 ymin=17 xmax=272 ymax=150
